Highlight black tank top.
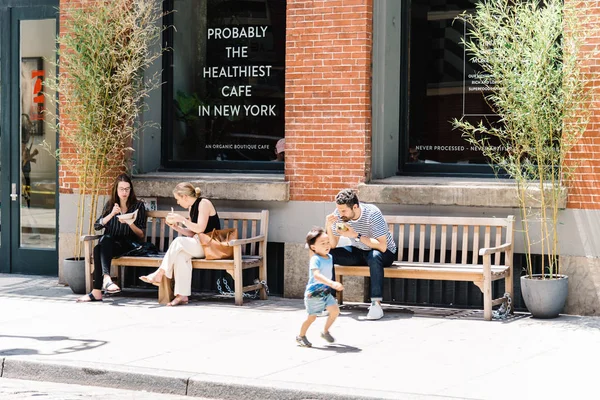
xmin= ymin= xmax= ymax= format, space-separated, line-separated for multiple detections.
xmin=189 ymin=197 xmax=221 ymax=233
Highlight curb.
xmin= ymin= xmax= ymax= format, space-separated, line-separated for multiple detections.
xmin=0 ymin=358 xmax=429 ymax=400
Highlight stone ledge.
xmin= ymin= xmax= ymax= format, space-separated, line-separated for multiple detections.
xmin=133 ymin=172 xmax=289 ymax=201
xmin=359 ymin=177 xmax=567 ymax=208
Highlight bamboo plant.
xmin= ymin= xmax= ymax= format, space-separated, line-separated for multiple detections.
xmin=453 ymin=0 xmax=596 ymax=279
xmin=44 ymin=0 xmax=164 ymax=258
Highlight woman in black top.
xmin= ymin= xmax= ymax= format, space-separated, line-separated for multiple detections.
xmin=139 ymin=182 xmax=220 ymax=306
xmin=77 ymin=174 xmax=147 ymax=302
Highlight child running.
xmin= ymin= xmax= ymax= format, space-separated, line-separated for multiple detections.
xmin=296 ymin=227 xmax=344 ymax=347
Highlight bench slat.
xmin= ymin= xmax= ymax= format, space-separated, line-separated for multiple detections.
xmin=429 ymin=225 xmax=436 ymax=263
xmin=383 ymin=215 xmax=512 ymax=227
xmin=440 ymin=225 xmax=447 ymax=263
xmin=451 ymin=225 xmax=458 ymax=264
xmin=335 ymin=264 xmax=509 ymax=282
xmin=398 ymin=225 xmax=404 ymax=261
xmin=461 ymin=225 xmax=468 ymax=264
xmin=418 ymin=225 xmax=425 ymax=262
xmin=472 ymin=225 xmax=480 ymax=264
xmin=408 ymin=224 xmax=415 ymax=262
xmin=495 ymin=226 xmax=502 ymax=266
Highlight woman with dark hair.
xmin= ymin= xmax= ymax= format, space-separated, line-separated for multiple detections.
xmin=77 ymin=174 xmax=147 ymax=302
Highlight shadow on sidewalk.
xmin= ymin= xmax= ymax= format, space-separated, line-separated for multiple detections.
xmin=339 ymin=303 xmax=531 ymax=323
xmin=304 ymin=343 xmax=362 ymax=353
xmin=0 ymin=334 xmax=107 ymax=357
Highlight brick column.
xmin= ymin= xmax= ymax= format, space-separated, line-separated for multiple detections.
xmin=285 ymin=0 xmax=373 ymax=201
xmin=566 ymin=0 xmax=600 ymax=209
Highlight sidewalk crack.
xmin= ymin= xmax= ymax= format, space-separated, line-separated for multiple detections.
xmin=1 ymin=357 xmax=4 ymax=377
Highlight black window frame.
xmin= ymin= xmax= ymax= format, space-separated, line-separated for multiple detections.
xmin=396 ymin=0 xmax=501 ymax=178
xmin=160 ymin=0 xmax=284 ymax=173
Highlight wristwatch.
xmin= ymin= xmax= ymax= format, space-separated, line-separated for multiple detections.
xmin=355 ymin=233 xmax=362 ymax=242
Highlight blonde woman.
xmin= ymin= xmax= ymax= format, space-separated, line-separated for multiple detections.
xmin=139 ymin=182 xmax=221 ymax=306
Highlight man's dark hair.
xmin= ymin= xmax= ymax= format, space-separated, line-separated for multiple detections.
xmin=335 ymin=189 xmax=359 ymax=208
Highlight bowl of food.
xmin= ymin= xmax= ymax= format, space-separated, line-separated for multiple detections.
xmin=336 ymin=222 xmax=348 ymax=232
xmin=166 ymin=211 xmax=177 ymax=225
xmin=117 ymin=209 xmax=138 ymax=222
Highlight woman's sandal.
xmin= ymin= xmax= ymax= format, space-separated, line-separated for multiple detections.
xmin=139 ymin=274 xmax=161 ymax=287
xmin=77 ymin=293 xmax=103 ymax=302
xmin=103 ymin=281 xmax=121 ymax=294
xmin=167 ymin=296 xmax=189 ymax=306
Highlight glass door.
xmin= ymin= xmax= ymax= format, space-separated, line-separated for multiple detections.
xmin=2 ymin=5 xmax=58 ymax=275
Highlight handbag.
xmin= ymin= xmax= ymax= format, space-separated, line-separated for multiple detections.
xmin=196 ymin=228 xmax=238 ymax=260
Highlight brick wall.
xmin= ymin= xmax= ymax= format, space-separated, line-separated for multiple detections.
xmin=58 ymin=0 xmax=126 ymax=195
xmin=285 ymin=0 xmax=373 ymax=202
xmin=566 ymin=1 xmax=600 ymax=209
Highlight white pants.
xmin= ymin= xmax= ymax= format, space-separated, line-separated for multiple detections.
xmin=158 ymin=236 xmax=204 ymax=296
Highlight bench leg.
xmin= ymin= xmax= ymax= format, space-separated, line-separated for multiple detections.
xmin=84 ymin=244 xmax=93 ymax=293
xmin=233 ymin=246 xmax=243 ymax=306
xmin=336 ymin=274 xmax=344 ymax=305
xmin=259 ymin=261 xmax=268 ymax=300
xmin=483 ymin=278 xmax=492 ymax=321
xmin=158 ymin=276 xmax=174 ymax=305
xmin=505 ymin=269 xmax=514 ymax=314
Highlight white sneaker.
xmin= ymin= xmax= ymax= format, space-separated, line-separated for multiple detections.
xmin=317 ymin=310 xmax=329 ymax=317
xmin=366 ymin=302 xmax=383 ymax=320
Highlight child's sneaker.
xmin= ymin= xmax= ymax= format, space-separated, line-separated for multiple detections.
xmin=366 ymin=301 xmax=384 ymax=320
xmin=321 ymin=331 xmax=335 ymax=343
xmin=296 ymin=335 xmax=312 ymax=347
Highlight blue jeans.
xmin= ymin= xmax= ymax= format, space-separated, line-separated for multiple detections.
xmin=330 ymin=246 xmax=396 ymax=301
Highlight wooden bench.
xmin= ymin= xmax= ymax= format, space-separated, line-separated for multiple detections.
xmin=335 ymin=215 xmax=515 ymax=320
xmin=82 ymin=210 xmax=269 ymax=305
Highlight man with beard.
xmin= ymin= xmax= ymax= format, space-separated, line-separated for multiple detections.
xmin=326 ymin=189 xmax=397 ymax=320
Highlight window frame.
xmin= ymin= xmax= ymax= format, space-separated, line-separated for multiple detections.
xmin=375 ymin=0 xmax=500 ymax=179
xmin=160 ymin=0 xmax=284 ymax=173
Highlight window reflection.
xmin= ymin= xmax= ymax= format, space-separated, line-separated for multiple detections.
xmin=169 ymin=0 xmax=286 ymax=165
xmin=20 ymin=19 xmax=56 ymax=249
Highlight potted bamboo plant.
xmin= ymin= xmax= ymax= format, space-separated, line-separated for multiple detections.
xmin=45 ymin=0 xmax=164 ymax=293
xmin=453 ymin=0 xmax=597 ymax=317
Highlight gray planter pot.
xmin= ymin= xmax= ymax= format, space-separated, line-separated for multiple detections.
xmin=520 ymin=274 xmax=568 ymax=319
xmin=63 ymin=257 xmax=86 ymax=294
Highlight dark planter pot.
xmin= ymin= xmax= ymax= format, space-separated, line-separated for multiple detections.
xmin=63 ymin=257 xmax=86 ymax=294
xmin=520 ymin=274 xmax=568 ymax=319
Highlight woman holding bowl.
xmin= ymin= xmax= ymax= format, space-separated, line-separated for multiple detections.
xmin=77 ymin=174 xmax=147 ymax=302
xmin=139 ymin=182 xmax=221 ymax=306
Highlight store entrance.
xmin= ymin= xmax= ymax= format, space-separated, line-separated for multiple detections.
xmin=0 ymin=3 xmax=58 ymax=275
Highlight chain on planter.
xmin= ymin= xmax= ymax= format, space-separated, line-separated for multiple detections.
xmin=492 ymin=292 xmax=512 ymax=320
xmin=216 ymin=277 xmax=269 ymax=299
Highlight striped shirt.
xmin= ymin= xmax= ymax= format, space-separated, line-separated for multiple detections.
xmin=95 ymin=200 xmax=147 ymax=239
xmin=333 ymin=203 xmax=397 ymax=253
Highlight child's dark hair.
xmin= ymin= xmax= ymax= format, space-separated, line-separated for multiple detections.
xmin=306 ymin=227 xmax=326 ymax=249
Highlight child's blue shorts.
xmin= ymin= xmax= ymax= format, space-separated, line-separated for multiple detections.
xmin=304 ymin=293 xmax=337 ymax=315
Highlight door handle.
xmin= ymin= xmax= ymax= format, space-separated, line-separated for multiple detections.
xmin=10 ymin=183 xmax=18 ymax=201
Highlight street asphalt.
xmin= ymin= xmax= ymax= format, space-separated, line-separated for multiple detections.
xmin=0 ymin=274 xmax=597 ymax=400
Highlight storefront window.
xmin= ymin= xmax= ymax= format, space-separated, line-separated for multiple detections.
xmin=402 ymin=0 xmax=502 ymax=173
xmin=164 ymin=0 xmax=286 ymax=170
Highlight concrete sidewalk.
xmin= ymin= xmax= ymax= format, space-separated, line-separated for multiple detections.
xmin=0 ymin=274 xmax=597 ymax=400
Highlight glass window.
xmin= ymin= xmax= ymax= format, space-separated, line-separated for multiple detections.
xmin=401 ymin=0 xmax=502 ymax=174
xmin=164 ymin=0 xmax=286 ymax=170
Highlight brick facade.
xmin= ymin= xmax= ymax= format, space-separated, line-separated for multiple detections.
xmin=57 ymin=0 xmax=600 ymax=207
xmin=284 ymin=0 xmax=373 ymax=202
xmin=57 ymin=0 xmax=129 ymax=195
xmin=565 ymin=1 xmax=600 ymax=209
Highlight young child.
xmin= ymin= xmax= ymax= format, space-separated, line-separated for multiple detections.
xmin=296 ymin=227 xmax=344 ymax=347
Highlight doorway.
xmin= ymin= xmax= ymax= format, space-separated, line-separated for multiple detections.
xmin=0 ymin=3 xmax=58 ymax=275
